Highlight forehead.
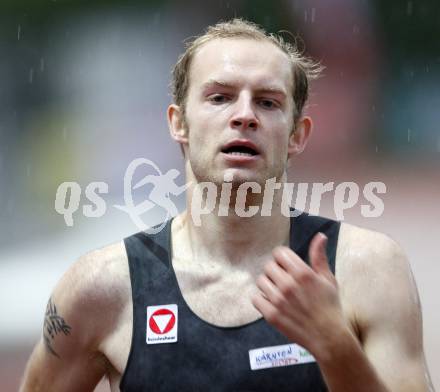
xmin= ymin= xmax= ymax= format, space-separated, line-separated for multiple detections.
xmin=189 ymin=38 xmax=293 ymax=93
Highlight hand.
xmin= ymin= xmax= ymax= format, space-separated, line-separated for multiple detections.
xmin=252 ymin=233 xmax=350 ymax=358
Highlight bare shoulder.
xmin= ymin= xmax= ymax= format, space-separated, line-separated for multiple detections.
xmin=334 ymin=223 xmax=433 ymax=391
xmin=336 ymin=222 xmax=412 ymax=282
xmin=336 ymin=222 xmax=419 ymax=335
xmin=47 ymin=241 xmax=131 ymax=356
xmin=58 ymin=240 xmax=130 ymax=326
xmin=19 ymin=241 xmax=131 ymax=391
xmin=70 ymin=241 xmax=130 ymax=300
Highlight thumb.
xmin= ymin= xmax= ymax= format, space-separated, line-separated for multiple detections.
xmin=309 ymin=233 xmax=332 ymax=280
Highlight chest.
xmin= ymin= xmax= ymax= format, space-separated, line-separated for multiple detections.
xmin=118 ymin=286 xmax=329 ymax=392
xmin=172 ymin=257 xmax=263 ymax=327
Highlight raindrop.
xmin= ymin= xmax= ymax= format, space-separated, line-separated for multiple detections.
xmin=375 ymin=145 xmax=379 ymax=153
xmin=304 ymin=10 xmax=308 ymax=23
xmin=407 ymin=128 xmax=411 ymax=142
xmin=63 ymin=127 xmax=67 ymax=140
xmin=353 ymin=25 xmax=360 ymax=34
xmin=17 ymin=24 xmax=21 ymax=40
xmin=26 ymin=164 xmax=31 ymax=177
xmin=407 ymin=1 xmax=413 ymax=16
xmin=29 ymin=68 xmax=34 ymax=84
xmin=40 ymin=58 xmax=45 ymax=72
xmin=311 ymin=8 xmax=316 ymax=23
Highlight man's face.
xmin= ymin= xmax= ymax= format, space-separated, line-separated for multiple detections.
xmin=182 ymin=38 xmax=297 ymax=186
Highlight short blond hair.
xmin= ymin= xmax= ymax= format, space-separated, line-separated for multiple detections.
xmin=171 ymin=18 xmax=323 ymax=124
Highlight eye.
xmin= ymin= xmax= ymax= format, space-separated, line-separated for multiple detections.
xmin=208 ymin=94 xmax=230 ymax=104
xmin=258 ymin=99 xmax=279 ymax=109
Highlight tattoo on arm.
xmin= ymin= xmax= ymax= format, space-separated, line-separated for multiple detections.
xmin=43 ymin=297 xmax=72 ymax=358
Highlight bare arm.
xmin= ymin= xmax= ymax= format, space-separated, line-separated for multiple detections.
xmin=19 ymin=245 xmax=127 ymax=392
xmin=20 ymin=297 xmax=107 ymax=392
xmin=333 ymin=225 xmax=434 ymax=392
xmin=252 ymin=226 xmax=433 ymax=391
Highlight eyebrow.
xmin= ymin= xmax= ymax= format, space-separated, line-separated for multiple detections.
xmin=202 ymin=79 xmax=288 ymax=98
xmin=202 ymin=80 xmax=234 ymax=90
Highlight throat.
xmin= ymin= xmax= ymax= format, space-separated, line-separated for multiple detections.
xmin=191 ymin=215 xmax=291 ymax=262
xmin=171 ymin=212 xmax=291 ymax=269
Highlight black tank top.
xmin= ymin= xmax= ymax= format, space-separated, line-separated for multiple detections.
xmin=121 ymin=212 xmax=340 ymax=391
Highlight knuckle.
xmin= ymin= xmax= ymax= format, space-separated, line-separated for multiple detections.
xmin=271 ymin=293 xmax=286 ymax=308
xmin=296 ymin=270 xmax=313 ymax=285
xmin=278 ymin=279 xmax=295 ymax=297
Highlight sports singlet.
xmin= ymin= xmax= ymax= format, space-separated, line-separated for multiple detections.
xmin=120 ymin=212 xmax=340 ymax=391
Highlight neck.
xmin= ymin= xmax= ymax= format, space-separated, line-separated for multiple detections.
xmin=177 ymin=178 xmax=291 ymax=266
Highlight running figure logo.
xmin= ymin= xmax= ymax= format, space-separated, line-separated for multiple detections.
xmin=114 ymin=158 xmax=188 ymax=233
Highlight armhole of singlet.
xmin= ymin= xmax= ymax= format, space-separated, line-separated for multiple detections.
xmin=119 ymin=222 xmax=173 ymax=390
xmin=119 ymin=236 xmax=137 ymax=390
xmin=290 ymin=210 xmax=341 ymax=274
xmin=328 ymin=220 xmax=341 ymax=275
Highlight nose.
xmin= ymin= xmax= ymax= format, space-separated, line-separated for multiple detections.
xmin=230 ymin=94 xmax=258 ymax=131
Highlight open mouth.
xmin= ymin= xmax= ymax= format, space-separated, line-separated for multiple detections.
xmin=221 ymin=145 xmax=259 ymax=157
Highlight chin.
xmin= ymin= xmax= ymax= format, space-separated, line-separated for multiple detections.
xmin=189 ymin=159 xmax=284 ymax=187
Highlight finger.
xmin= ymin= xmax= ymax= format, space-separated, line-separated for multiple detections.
xmin=256 ymin=274 xmax=284 ymax=306
xmin=263 ymin=259 xmax=292 ymax=288
xmin=252 ymin=293 xmax=295 ymax=334
xmin=272 ymin=246 xmax=311 ymax=278
xmin=251 ymin=292 xmax=282 ymax=324
xmin=309 ymin=232 xmax=332 ymax=278
xmin=262 ymin=260 xmax=307 ymax=306
xmin=252 ymin=291 xmax=275 ymax=315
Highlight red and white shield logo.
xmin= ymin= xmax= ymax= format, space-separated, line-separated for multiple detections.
xmin=149 ymin=308 xmax=176 ymax=334
xmin=146 ymin=304 xmax=178 ymax=344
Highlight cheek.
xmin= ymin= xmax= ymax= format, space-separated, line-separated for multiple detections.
xmin=186 ymin=123 xmax=212 ymax=157
xmin=185 ymin=106 xmax=211 ymax=136
xmin=268 ymin=126 xmax=291 ymax=153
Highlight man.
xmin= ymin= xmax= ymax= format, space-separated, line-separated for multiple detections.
xmin=20 ymin=19 xmax=433 ymax=391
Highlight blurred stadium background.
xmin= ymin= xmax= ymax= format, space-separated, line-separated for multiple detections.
xmin=0 ymin=0 xmax=439 ymax=390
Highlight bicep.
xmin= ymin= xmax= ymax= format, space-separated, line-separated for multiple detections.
xmin=362 ymin=307 xmax=431 ymax=391
xmin=20 ymin=337 xmax=106 ymax=392
xmin=20 ymin=272 xmax=109 ymax=391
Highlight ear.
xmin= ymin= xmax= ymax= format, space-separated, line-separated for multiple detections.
xmin=167 ymin=104 xmax=188 ymax=146
xmin=287 ymin=116 xmax=312 ymax=159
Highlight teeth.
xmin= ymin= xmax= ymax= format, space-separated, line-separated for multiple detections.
xmin=228 ymin=152 xmax=253 ymax=156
